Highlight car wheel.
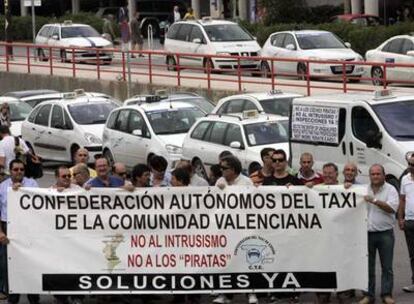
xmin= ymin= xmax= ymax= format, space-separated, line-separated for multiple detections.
xmin=60 ymin=49 xmax=67 ymax=63
xmin=104 ymin=149 xmax=115 ymax=167
xmin=297 ymin=63 xmax=307 ymax=80
xmin=371 ymin=66 xmax=384 ymax=86
xmin=204 ymin=58 xmax=214 ymax=74
xmin=261 ymin=61 xmax=271 ymax=78
xmin=166 ymin=56 xmax=177 ymax=71
xmin=193 ymin=158 xmax=208 ymax=181
xmin=38 ymin=48 xmax=48 ymax=62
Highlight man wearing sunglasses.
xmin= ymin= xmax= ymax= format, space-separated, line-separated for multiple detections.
xmin=399 ymin=154 xmax=414 ymax=293
xmin=262 ymin=149 xmax=302 ymax=186
xmin=51 ymin=166 xmax=81 ymax=192
xmin=0 ymin=159 xmax=39 ymax=304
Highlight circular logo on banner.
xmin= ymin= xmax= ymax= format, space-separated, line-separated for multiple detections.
xmin=234 ymin=236 xmax=276 ymax=270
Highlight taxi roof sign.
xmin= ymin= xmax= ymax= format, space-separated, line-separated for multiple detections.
xmin=374 ymin=89 xmax=393 ymax=100
xmin=243 ymin=109 xmax=259 ymax=119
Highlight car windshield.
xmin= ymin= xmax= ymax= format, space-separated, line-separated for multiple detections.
xmin=68 ymin=102 xmax=118 ymax=124
xmin=296 ymin=32 xmax=346 ymax=50
xmin=244 ymin=120 xmax=289 ymax=146
xmin=204 ymin=24 xmax=253 ymax=42
xmin=7 ymin=102 xmax=32 ymax=122
xmin=61 ymin=26 xmax=100 ymax=38
xmin=259 ymin=98 xmax=293 ymax=116
xmin=372 ymin=100 xmax=414 ymax=141
xmin=146 ymin=107 xmax=204 ymax=135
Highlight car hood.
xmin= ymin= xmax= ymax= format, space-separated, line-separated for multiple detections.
xmin=213 ymin=41 xmax=261 ymax=53
xmin=61 ymin=37 xmax=112 ymax=48
xmin=302 ymin=48 xmax=360 ymax=60
xmin=11 ymin=121 xmax=23 ymax=137
xmin=157 ymin=133 xmax=187 ymax=147
xmin=78 ymin=124 xmax=105 ymax=139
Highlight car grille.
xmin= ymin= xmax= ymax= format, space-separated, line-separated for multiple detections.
xmin=330 ymin=65 xmax=355 ymax=74
xmin=230 ymin=52 xmax=258 ymax=57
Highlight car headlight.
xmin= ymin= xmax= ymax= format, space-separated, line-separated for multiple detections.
xmin=165 ymin=144 xmax=182 ymax=155
xmin=84 ymin=133 xmax=102 ymax=145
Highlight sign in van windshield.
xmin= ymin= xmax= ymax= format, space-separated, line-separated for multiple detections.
xmin=291 ymin=105 xmax=339 ymax=144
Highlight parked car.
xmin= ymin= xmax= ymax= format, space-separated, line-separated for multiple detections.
xmin=3 ymin=89 xmax=59 ymax=99
xmin=164 ymin=18 xmax=261 ymax=72
xmin=124 ymin=91 xmax=215 ymax=113
xmin=0 ymin=97 xmax=33 ymax=137
xmin=365 ymin=34 xmax=414 ymax=86
xmin=103 ymin=101 xmax=205 ymax=170
xmin=182 ymin=111 xmax=290 ymax=178
xmin=21 ymin=90 xmax=119 ymax=162
xmin=330 ymin=14 xmax=382 ymax=26
xmin=35 ymin=21 xmax=113 ymax=63
xmin=212 ymin=90 xmax=302 ymax=117
xmin=260 ymin=30 xmax=364 ymax=81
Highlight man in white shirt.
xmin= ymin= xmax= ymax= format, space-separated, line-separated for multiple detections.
xmin=176 ymin=160 xmax=209 ymax=187
xmin=398 ymin=154 xmax=414 ymax=293
xmin=359 ymin=164 xmax=398 ymax=304
xmin=173 ymin=5 xmax=181 ymax=23
xmin=0 ymin=125 xmax=29 ymax=174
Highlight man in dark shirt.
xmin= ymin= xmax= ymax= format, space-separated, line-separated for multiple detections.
xmin=263 ymin=149 xmax=302 ymax=186
xmin=87 ymin=157 xmax=124 ymax=188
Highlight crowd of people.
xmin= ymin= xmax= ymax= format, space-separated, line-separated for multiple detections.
xmin=0 ymin=135 xmax=413 ymax=304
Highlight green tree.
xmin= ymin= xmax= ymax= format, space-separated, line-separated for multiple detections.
xmin=259 ymin=0 xmax=308 ymax=25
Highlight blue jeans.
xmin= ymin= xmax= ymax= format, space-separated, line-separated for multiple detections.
xmin=367 ymin=229 xmax=394 ymax=298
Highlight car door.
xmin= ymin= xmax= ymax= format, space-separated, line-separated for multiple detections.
xmin=223 ymin=123 xmax=246 ymax=166
xmin=49 ymin=104 xmax=73 ymax=161
xmin=201 ymin=121 xmax=229 ymax=167
xmin=109 ymin=110 xmax=130 ymax=164
xmin=123 ymin=110 xmax=152 ymax=168
xmin=347 ymin=104 xmax=388 ymax=183
xmin=264 ymin=33 xmax=286 ymax=74
xmin=277 ymin=33 xmax=299 ymax=74
xmin=174 ymin=24 xmax=195 ymax=67
xmin=187 ymin=25 xmax=206 ymax=67
xmin=380 ymin=38 xmax=406 ymax=81
xmin=31 ymin=104 xmax=52 ymax=159
xmin=399 ymin=39 xmax=414 ymax=81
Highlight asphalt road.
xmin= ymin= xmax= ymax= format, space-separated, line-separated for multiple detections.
xmin=5 ymin=165 xmax=410 ymax=304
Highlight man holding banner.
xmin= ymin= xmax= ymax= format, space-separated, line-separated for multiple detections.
xmin=0 ymin=159 xmax=39 ymax=304
xmin=360 ymin=164 xmax=398 ymax=304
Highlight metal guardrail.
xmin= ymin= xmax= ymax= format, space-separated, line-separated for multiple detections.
xmin=0 ymin=42 xmax=411 ymax=96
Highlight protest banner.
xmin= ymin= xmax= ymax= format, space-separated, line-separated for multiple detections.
xmin=7 ymin=185 xmax=368 ymax=294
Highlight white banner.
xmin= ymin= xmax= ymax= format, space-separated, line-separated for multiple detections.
xmin=291 ymin=104 xmax=340 ymax=144
xmin=8 ymin=186 xmax=368 ymax=294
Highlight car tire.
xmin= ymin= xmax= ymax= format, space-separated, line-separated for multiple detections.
xmin=371 ymin=66 xmax=384 ymax=86
xmin=38 ymin=48 xmax=48 ymax=62
xmin=60 ymin=49 xmax=67 ymax=63
xmin=193 ymin=158 xmax=208 ymax=181
xmin=104 ymin=149 xmax=115 ymax=167
xmin=297 ymin=63 xmax=307 ymax=80
xmin=261 ymin=61 xmax=271 ymax=78
xmin=166 ymin=56 xmax=177 ymax=71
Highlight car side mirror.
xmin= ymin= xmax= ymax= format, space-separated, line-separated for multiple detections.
xmin=366 ymin=131 xmax=382 ymax=149
xmin=192 ymin=38 xmax=202 ymax=44
xmin=132 ymin=129 xmax=143 ymax=136
xmin=230 ymin=141 xmax=243 ymax=149
xmin=285 ymin=44 xmax=296 ymax=51
xmin=51 ymin=34 xmax=59 ymax=40
xmin=407 ymin=50 xmax=414 ymax=57
xmin=345 ymin=42 xmax=351 ymax=48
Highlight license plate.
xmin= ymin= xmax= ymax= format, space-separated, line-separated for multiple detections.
xmin=333 ymin=65 xmax=353 ymax=72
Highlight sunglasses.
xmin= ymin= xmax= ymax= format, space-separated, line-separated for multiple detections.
xmin=220 ymin=166 xmax=231 ymax=171
xmin=61 ymin=174 xmax=72 ymax=179
xmin=272 ymin=158 xmax=285 ymax=163
xmin=12 ymin=168 xmax=25 ymax=172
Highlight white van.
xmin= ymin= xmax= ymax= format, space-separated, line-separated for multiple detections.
xmin=289 ymin=89 xmax=414 ymax=187
xmin=164 ymin=18 xmax=261 ymax=71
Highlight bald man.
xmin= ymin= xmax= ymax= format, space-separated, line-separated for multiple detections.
xmin=69 ymin=148 xmax=97 ymax=178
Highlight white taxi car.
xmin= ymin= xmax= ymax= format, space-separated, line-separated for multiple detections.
xmin=212 ymin=90 xmax=302 ymax=117
xmin=102 ymin=100 xmax=205 ymax=169
xmin=260 ymin=30 xmax=364 ymax=80
xmin=365 ymin=35 xmax=414 ymax=85
xmin=21 ymin=90 xmax=119 ymax=162
xmin=35 ymin=21 xmax=113 ymax=63
xmin=0 ymin=97 xmax=32 ymax=137
xmin=164 ymin=18 xmax=261 ymax=72
xmin=182 ymin=111 xmax=290 ymax=177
